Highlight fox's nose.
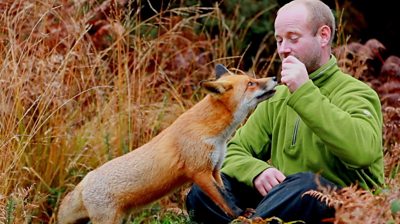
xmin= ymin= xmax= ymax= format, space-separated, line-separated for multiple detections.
xmin=271 ymin=76 xmax=282 ymax=84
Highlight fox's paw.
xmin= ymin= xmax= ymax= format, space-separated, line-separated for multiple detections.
xmin=230 ymin=216 xmax=252 ymax=224
xmin=230 ymin=216 xmax=264 ymax=224
xmin=231 ymin=216 xmax=305 ymax=224
xmin=241 ymin=208 xmax=256 ymax=218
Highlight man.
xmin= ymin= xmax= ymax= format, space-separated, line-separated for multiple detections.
xmin=186 ymin=0 xmax=384 ymax=223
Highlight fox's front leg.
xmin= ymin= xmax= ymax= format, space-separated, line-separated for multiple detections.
xmin=193 ymin=171 xmax=242 ymax=217
xmin=213 ymin=169 xmax=224 ymax=187
xmin=86 ymin=206 xmax=124 ymax=224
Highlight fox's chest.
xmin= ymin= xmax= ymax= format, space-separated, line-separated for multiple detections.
xmin=206 ymin=138 xmax=227 ymax=170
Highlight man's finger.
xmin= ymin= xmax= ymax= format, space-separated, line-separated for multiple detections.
xmin=282 ymin=55 xmax=300 ymax=64
xmin=269 ymin=178 xmax=280 ymax=188
xmin=264 ymin=182 xmax=272 ymax=194
xmin=276 ymin=172 xmax=286 ymax=183
xmin=257 ymin=185 xmax=267 ymax=197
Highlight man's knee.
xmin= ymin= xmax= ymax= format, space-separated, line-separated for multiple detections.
xmin=185 ymin=184 xmax=233 ymax=224
xmin=254 ymin=172 xmax=336 ymax=222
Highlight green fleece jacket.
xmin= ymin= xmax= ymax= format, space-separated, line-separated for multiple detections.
xmin=222 ymin=56 xmax=384 ymax=190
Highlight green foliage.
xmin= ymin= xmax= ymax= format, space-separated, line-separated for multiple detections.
xmin=391 ymin=199 xmax=400 ymax=215
xmin=222 ymin=0 xmax=276 ymax=34
xmin=129 ymin=204 xmax=191 ymax=224
xmin=6 ymin=198 xmax=15 ymax=224
xmin=48 ymin=187 xmax=64 ymax=211
xmin=216 ymin=0 xmax=278 ymax=60
xmin=175 ymin=0 xmax=278 ymax=68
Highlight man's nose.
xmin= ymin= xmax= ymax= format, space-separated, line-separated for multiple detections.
xmin=278 ymin=40 xmax=291 ymax=55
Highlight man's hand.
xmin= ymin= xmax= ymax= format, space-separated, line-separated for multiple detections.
xmin=280 ymin=55 xmax=309 ymax=93
xmin=253 ymin=168 xmax=286 ymax=196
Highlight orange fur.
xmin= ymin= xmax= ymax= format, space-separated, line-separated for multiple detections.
xmin=57 ymin=64 xmax=277 ymax=224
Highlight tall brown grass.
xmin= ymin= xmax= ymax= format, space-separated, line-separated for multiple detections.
xmin=0 ymin=0 xmax=278 ymax=223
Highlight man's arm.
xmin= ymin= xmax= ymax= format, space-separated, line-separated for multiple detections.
xmin=288 ymin=79 xmax=383 ymax=168
xmin=281 ymin=55 xmax=382 ymax=169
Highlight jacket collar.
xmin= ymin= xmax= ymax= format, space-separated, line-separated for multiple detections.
xmin=309 ymin=55 xmax=339 ymax=87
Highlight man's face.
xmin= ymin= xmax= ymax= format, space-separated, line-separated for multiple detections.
xmin=274 ymin=4 xmax=322 ymax=73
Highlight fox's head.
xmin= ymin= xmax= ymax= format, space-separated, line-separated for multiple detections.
xmin=201 ymin=64 xmax=277 ymax=121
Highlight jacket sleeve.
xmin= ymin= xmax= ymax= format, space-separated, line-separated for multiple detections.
xmin=221 ymin=102 xmax=273 ymax=187
xmin=287 ymin=79 xmax=383 ymax=169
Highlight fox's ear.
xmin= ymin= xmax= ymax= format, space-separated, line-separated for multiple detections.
xmin=201 ymin=80 xmax=232 ymax=94
xmin=215 ymin=64 xmax=232 ymax=79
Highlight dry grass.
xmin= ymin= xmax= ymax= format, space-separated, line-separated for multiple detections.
xmin=0 ymin=0 xmax=277 ymax=223
xmin=0 ymin=0 xmax=399 ymax=224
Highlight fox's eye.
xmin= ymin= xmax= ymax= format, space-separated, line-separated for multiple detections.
xmin=248 ymin=82 xmax=256 ymax=87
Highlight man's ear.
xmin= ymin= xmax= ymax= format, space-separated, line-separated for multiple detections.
xmin=318 ymin=25 xmax=331 ymax=47
xmin=200 ymin=80 xmax=232 ymax=94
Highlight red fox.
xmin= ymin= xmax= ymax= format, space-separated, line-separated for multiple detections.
xmin=57 ymin=64 xmax=277 ymax=224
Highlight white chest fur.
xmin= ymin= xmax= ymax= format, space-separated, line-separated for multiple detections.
xmin=206 ymin=137 xmax=227 ymax=170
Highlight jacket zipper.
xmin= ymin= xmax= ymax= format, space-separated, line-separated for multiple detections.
xmin=291 ymin=116 xmax=300 ymax=146
xmin=288 ymin=58 xmax=333 ymax=147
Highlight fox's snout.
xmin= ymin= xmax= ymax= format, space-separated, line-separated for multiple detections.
xmin=259 ymin=76 xmax=278 ymax=89
xmin=268 ymin=76 xmax=278 ymax=88
xmin=254 ymin=76 xmax=278 ymax=101
xmin=270 ymin=76 xmax=278 ymax=90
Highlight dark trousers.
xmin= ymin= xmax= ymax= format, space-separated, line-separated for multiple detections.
xmin=186 ymin=172 xmax=337 ymax=224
